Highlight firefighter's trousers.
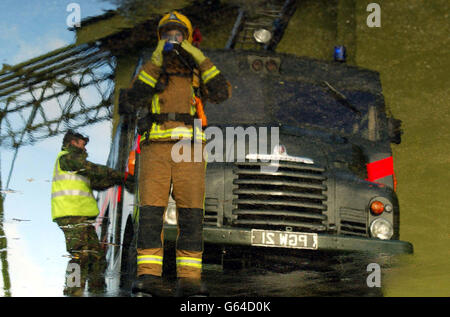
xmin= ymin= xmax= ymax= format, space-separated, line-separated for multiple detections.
xmin=137 ymin=141 xmax=205 ymax=279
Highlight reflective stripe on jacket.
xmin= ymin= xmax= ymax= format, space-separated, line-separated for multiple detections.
xmin=51 ymin=150 xmax=99 ymax=220
xmin=138 ymin=75 xmax=206 ymax=143
xmin=137 ymin=63 xmax=221 ymax=143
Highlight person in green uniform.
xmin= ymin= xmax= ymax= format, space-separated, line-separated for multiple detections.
xmin=51 ymin=130 xmax=134 ymax=296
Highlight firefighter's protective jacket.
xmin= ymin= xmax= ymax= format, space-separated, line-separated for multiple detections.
xmin=125 ymin=52 xmax=231 ymax=143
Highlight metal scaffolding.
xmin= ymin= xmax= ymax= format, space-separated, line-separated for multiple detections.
xmin=0 ymin=43 xmax=116 ymax=150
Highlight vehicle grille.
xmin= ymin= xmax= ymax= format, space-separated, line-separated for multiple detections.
xmin=204 ymin=197 xmax=219 ymax=226
xmin=231 ymin=161 xmax=328 ymax=232
xmin=339 ymin=208 xmax=368 ymax=237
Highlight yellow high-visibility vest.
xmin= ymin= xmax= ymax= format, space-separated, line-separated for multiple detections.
xmin=51 ymin=150 xmax=99 ymax=220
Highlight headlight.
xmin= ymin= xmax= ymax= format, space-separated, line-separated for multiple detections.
xmin=370 ymin=218 xmax=393 ymax=240
xmin=253 ymin=29 xmax=272 ymax=44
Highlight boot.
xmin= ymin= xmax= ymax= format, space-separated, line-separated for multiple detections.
xmin=175 ymin=278 xmax=209 ymax=297
xmin=131 ymin=274 xmax=169 ymax=297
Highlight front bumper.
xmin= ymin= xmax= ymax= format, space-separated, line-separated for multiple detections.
xmin=164 ymin=225 xmax=413 ymax=255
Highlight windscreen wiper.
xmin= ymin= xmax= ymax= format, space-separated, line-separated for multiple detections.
xmin=322 ymin=81 xmax=362 ymax=116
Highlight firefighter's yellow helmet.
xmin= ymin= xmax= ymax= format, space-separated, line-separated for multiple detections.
xmin=157 ymin=11 xmax=193 ymax=43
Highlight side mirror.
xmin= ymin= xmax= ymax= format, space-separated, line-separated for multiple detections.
xmin=388 ymin=117 xmax=402 ymax=144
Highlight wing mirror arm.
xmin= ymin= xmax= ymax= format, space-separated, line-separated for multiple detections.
xmin=388 ymin=117 xmax=402 ymax=144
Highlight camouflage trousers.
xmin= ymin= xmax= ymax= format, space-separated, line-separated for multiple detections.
xmin=56 ymin=216 xmax=107 ymax=295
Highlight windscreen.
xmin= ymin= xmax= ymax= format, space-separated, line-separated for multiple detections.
xmin=270 ymin=80 xmax=378 ymax=137
xmin=205 ymin=72 xmax=272 ymax=126
xmin=206 ymin=75 xmax=381 ymax=138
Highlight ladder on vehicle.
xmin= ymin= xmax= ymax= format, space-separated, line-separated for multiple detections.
xmin=225 ymin=0 xmax=297 ymax=51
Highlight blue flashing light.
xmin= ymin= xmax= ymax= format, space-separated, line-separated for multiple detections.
xmin=334 ymin=45 xmax=347 ymax=62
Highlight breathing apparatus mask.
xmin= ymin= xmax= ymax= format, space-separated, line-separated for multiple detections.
xmin=161 ymin=29 xmax=184 ymax=52
xmin=160 ymin=30 xmax=197 ymax=71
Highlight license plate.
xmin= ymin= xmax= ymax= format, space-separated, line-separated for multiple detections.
xmin=251 ymin=229 xmax=318 ymax=250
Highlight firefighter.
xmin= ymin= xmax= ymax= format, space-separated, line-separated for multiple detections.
xmin=52 ymin=130 xmax=134 ymax=296
xmin=121 ymin=11 xmax=231 ymax=296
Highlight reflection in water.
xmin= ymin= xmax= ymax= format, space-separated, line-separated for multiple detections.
xmin=1 ymin=187 xmax=12 ymax=297
xmin=49 ymin=130 xmax=134 ymax=297
xmin=0 ymin=1 xmax=446 ymax=298
xmin=0 ymin=236 xmax=12 ymax=297
xmin=56 ymin=217 xmax=106 ymax=296
xmin=96 ymin=246 xmax=397 ymax=297
xmin=202 ymin=249 xmax=387 ymax=297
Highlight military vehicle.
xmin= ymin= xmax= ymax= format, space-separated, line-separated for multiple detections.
xmin=93 ymin=3 xmax=413 ymax=292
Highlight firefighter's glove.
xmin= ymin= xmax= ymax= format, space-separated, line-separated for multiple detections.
xmin=118 ymin=89 xmax=134 ymax=115
xmin=137 ymin=111 xmax=152 ymax=136
xmin=181 ymin=40 xmax=206 ymax=65
xmin=151 ymin=39 xmax=167 ymax=67
xmin=124 ymin=176 xmax=135 ymax=193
